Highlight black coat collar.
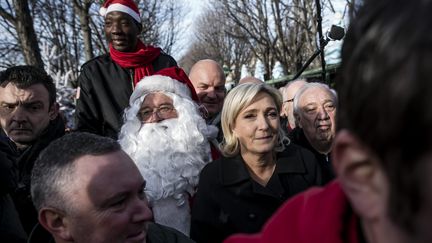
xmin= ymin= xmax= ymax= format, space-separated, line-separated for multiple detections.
xmin=220 ymin=145 xmax=307 ymax=186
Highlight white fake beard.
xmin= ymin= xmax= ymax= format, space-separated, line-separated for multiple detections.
xmin=119 ymin=115 xmax=212 ymax=205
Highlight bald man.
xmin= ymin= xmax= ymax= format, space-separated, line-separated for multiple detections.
xmin=238 ymin=76 xmax=264 ymax=85
xmin=281 ymin=79 xmax=307 ymax=132
xmin=189 ymin=60 xmax=226 ymax=124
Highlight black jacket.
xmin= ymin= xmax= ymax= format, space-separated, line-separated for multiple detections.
xmin=289 ymin=127 xmax=335 ymax=184
xmin=1 ymin=117 xmax=65 ymax=235
xmin=27 ymin=223 xmax=195 ymax=243
xmin=190 ymin=144 xmax=323 ymax=243
xmin=147 ymin=223 xmax=196 ymax=243
xmin=75 ymin=53 xmax=177 ymax=139
xmin=0 ymin=142 xmax=26 ymax=243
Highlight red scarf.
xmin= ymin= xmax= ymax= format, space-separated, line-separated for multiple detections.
xmin=110 ymin=40 xmax=161 ymax=87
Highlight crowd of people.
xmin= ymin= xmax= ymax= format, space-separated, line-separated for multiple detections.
xmin=1 ymin=0 xmax=432 ymax=243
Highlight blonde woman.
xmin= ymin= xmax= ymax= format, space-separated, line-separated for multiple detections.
xmin=190 ymin=83 xmax=323 ymax=243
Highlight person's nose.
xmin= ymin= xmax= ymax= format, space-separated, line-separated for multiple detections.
xmin=206 ymin=88 xmax=217 ymax=99
xmin=317 ymin=106 xmax=329 ymax=120
xmin=110 ymin=22 xmax=121 ymax=34
xmin=146 ymin=111 xmax=163 ymax=123
xmin=131 ymin=197 xmax=153 ymax=223
xmin=257 ymin=114 xmax=270 ymax=131
xmin=11 ymin=106 xmax=27 ymax=124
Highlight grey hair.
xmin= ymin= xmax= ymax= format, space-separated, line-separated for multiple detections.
xmin=293 ymin=82 xmax=338 ymax=115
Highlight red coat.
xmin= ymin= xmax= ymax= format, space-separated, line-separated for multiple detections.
xmin=224 ymin=181 xmax=362 ymax=243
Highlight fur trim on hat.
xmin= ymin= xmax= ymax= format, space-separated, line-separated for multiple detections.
xmin=99 ymin=0 xmax=140 ymax=23
xmin=130 ymin=75 xmax=192 ymax=105
xmin=99 ymin=7 xmax=107 ymax=16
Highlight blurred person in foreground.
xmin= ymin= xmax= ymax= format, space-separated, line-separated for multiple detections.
xmin=190 ymin=83 xmax=323 ymax=243
xmin=30 ymin=132 xmax=194 ymax=243
xmin=225 ymin=0 xmax=432 ymax=242
xmin=118 ymin=67 xmax=217 ymax=235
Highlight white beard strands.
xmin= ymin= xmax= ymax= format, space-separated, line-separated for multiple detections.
xmin=119 ymin=92 xmax=218 ymax=205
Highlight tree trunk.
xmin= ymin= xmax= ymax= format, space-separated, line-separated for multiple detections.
xmin=73 ymin=0 xmax=94 ymax=61
xmin=13 ymin=0 xmax=44 ymax=68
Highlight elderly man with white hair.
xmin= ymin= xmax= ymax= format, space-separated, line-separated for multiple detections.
xmin=290 ymin=82 xmax=337 ymax=184
xmin=118 ymin=67 xmax=218 ymax=236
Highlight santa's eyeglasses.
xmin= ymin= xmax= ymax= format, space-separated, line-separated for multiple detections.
xmin=138 ymin=104 xmax=177 ymax=122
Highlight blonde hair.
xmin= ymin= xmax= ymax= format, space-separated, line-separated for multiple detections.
xmin=221 ymin=83 xmax=288 ymax=157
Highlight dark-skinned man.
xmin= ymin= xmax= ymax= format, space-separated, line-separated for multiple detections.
xmin=75 ymin=0 xmax=177 ymax=139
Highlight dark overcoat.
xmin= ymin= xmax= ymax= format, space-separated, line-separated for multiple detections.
xmin=190 ymin=143 xmax=324 ymax=243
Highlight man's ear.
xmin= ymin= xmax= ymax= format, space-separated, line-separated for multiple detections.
xmin=294 ymin=112 xmax=302 ymax=128
xmin=135 ymin=20 xmax=143 ymax=33
xmin=39 ymin=207 xmax=73 ymax=241
xmin=49 ymin=102 xmax=59 ymax=120
xmin=332 ymin=129 xmax=388 ymax=220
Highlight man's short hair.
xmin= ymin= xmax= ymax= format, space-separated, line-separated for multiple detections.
xmin=0 ymin=65 xmax=57 ymax=106
xmin=31 ymin=132 xmax=121 ymax=212
xmin=337 ymin=0 xmax=432 ymax=234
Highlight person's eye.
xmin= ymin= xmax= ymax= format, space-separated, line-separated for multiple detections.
xmin=325 ymin=103 xmax=335 ymax=111
xmin=159 ymin=106 xmax=172 ymax=113
xmin=110 ymin=197 xmax=126 ymax=209
xmin=216 ymin=86 xmax=225 ymax=92
xmin=0 ymin=105 xmax=14 ymax=114
xmin=243 ymin=114 xmax=256 ymax=119
xmin=138 ymin=188 xmax=147 ymax=200
xmin=105 ymin=21 xmax=112 ymax=27
xmin=1 ymin=104 xmax=15 ymax=110
xmin=267 ymin=111 xmax=278 ymax=118
xmin=140 ymin=110 xmax=152 ymax=117
xmin=305 ymin=107 xmax=317 ymax=114
xmin=29 ymin=105 xmax=42 ymax=111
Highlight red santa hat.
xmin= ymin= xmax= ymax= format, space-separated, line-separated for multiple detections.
xmin=99 ymin=0 xmax=141 ymax=23
xmin=130 ymin=67 xmax=199 ymax=104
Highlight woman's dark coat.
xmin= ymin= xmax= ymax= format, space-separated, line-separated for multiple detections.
xmin=190 ymin=143 xmax=324 ymax=243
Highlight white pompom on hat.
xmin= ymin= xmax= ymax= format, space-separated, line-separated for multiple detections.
xmin=99 ymin=0 xmax=140 ymax=23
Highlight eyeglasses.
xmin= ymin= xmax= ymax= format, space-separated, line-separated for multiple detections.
xmin=138 ymin=104 xmax=177 ymax=122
